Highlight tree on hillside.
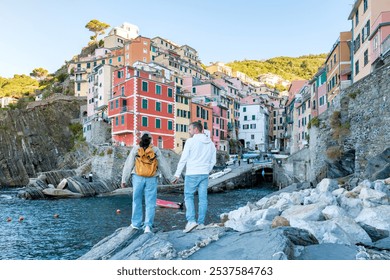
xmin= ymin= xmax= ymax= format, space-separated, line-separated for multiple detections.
xmin=0 ymin=75 xmax=39 ymax=98
xmin=30 ymin=67 xmax=49 ymax=81
xmin=85 ymin=19 xmax=110 ymax=45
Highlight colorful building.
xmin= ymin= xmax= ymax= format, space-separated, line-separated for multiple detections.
xmin=325 ymin=31 xmax=353 ymax=105
xmin=107 ymin=66 xmax=175 ymax=149
xmin=239 ymin=95 xmax=269 ymax=152
xmin=348 ymin=0 xmax=390 ymax=82
xmin=370 ymin=10 xmax=390 ymax=69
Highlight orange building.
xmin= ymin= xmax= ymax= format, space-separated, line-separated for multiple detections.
xmin=124 ymin=36 xmax=151 ymax=66
xmin=190 ymin=100 xmax=213 ymax=140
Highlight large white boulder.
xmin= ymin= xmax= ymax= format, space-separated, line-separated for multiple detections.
xmin=289 ymin=219 xmax=352 ymax=245
xmin=359 ymin=186 xmax=389 ymax=207
xmin=355 ymin=205 xmax=390 ymax=232
xmin=322 ymin=205 xmax=348 ymax=220
xmin=337 ymin=195 xmax=363 ymax=218
xmin=281 ymin=203 xmax=326 ymax=221
xmin=316 ymin=178 xmax=339 ymax=193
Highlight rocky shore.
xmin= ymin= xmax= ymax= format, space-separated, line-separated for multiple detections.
xmin=79 ymin=176 xmax=390 ymax=260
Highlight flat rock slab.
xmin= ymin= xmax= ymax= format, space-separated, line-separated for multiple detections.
xmin=296 ymin=243 xmax=359 ymax=260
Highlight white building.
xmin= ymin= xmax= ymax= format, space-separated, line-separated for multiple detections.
xmin=104 ymin=22 xmax=140 ymax=48
xmin=83 ymin=64 xmax=114 ymax=142
xmin=238 ymin=96 xmax=269 ymax=152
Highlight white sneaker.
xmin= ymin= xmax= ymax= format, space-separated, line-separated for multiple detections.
xmin=197 ymin=224 xmax=205 ymax=230
xmin=144 ymin=226 xmax=151 ymax=233
xmin=183 ymin=222 xmax=198 ymax=233
xmin=130 ymin=224 xmax=140 ymax=230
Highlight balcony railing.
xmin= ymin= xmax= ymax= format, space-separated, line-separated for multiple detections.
xmin=382 ymin=35 xmax=390 ymax=56
xmin=121 ymin=106 xmax=134 ymax=113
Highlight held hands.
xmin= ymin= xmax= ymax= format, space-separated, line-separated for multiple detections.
xmin=171 ymin=176 xmax=180 ymax=184
xmin=121 ymin=182 xmax=126 ymax=188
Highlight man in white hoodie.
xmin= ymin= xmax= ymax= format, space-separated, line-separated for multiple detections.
xmin=173 ymin=121 xmax=216 ymax=233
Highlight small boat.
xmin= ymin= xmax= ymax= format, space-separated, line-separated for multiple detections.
xmin=156 ymin=198 xmax=183 ymax=209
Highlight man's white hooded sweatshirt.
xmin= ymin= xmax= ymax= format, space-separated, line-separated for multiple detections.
xmin=174 ymin=133 xmax=217 ymax=177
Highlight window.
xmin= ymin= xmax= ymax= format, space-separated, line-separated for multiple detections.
xmin=110 ymin=101 xmax=113 ymax=110
xmin=115 ymin=99 xmax=119 ymax=108
xmin=355 ymin=60 xmax=360 ymax=75
xmin=121 ymin=86 xmax=124 ymax=95
xmin=355 ymin=9 xmax=359 ymax=27
xmin=319 ymin=96 xmax=325 ymax=106
xmin=118 ymin=57 xmax=122 ymax=62
xmin=142 ymin=81 xmax=148 ymax=92
xmin=121 ymin=115 xmax=125 ymax=125
xmin=168 ymin=120 xmax=173 ymax=130
xmin=142 ymin=99 xmax=148 ymax=109
xmin=252 ymin=115 xmax=255 ymax=120
xmin=364 ymin=0 xmax=368 ymax=12
xmin=364 ymin=49 xmax=369 ymax=66
xmin=251 ymin=135 xmax=255 ymax=139
xmin=354 ymin=34 xmax=361 ymax=53
xmin=142 ymin=116 xmax=148 ymax=127
xmin=333 ymin=54 xmax=337 ymax=64
xmin=373 ymin=36 xmax=379 ymax=50
xmin=168 ymin=104 xmax=173 ymax=114
xmin=156 ymin=85 xmax=161 ymax=95
xmin=155 ymin=119 xmax=161 ymax=129
xmin=244 ymin=116 xmax=247 ymax=121
xmin=156 ymin=102 xmax=161 ymax=112
xmin=243 ymin=107 xmax=246 ymax=112
xmin=115 ymin=117 xmax=118 ymax=126
xmin=192 ymin=87 xmax=196 ymax=93
xmin=168 ymin=88 xmax=173 ymax=97
xmin=77 ymin=83 xmax=81 ymax=91
xmin=87 ymin=62 xmax=90 ymax=69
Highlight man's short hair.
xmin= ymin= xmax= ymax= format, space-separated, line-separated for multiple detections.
xmin=190 ymin=121 xmax=203 ymax=132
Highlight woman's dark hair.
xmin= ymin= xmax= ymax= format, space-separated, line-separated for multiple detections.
xmin=139 ymin=134 xmax=151 ymax=149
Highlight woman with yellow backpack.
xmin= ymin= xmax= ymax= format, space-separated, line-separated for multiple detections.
xmin=121 ymin=131 xmax=176 ymax=233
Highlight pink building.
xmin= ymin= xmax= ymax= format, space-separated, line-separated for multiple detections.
xmin=370 ymin=11 xmax=390 ymax=69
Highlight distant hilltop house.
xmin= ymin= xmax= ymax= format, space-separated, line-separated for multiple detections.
xmin=0 ymin=97 xmax=18 ymax=108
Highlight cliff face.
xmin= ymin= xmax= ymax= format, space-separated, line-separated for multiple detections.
xmin=309 ymin=62 xmax=390 ymax=183
xmin=0 ymin=97 xmax=86 ymax=186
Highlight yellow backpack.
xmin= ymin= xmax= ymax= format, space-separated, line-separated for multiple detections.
xmin=135 ymin=146 xmax=158 ymax=177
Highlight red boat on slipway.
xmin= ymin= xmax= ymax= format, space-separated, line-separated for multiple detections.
xmin=156 ymin=198 xmax=183 ymax=209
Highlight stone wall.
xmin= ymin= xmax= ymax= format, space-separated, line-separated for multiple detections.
xmin=274 ymin=148 xmax=311 ymax=187
xmin=310 ymin=62 xmax=390 ymax=182
xmin=92 ymin=146 xmax=181 ymax=185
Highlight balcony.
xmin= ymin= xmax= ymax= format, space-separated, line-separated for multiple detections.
xmin=340 ymin=80 xmax=352 ymax=90
xmin=382 ymin=35 xmax=390 ymax=57
xmin=74 ymin=67 xmax=87 ymax=74
xmin=121 ymin=106 xmax=134 ymax=113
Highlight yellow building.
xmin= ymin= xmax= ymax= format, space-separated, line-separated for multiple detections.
xmin=174 ymin=91 xmax=191 ymax=154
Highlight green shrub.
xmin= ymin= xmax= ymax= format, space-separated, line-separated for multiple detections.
xmin=307 ymin=117 xmax=320 ymax=129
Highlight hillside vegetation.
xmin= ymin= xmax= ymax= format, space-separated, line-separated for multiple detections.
xmin=226 ymin=54 xmax=327 ymax=82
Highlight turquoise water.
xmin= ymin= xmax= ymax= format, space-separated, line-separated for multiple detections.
xmin=0 ymin=185 xmax=274 ymax=260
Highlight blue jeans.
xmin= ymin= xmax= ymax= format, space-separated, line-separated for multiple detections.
xmin=184 ymin=174 xmax=209 ymax=224
xmin=131 ymin=174 xmax=157 ymax=228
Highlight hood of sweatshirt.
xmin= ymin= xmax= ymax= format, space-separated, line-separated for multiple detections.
xmin=193 ymin=133 xmax=212 ymax=144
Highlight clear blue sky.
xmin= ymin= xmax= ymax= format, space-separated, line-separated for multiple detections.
xmin=0 ymin=0 xmax=354 ymax=78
